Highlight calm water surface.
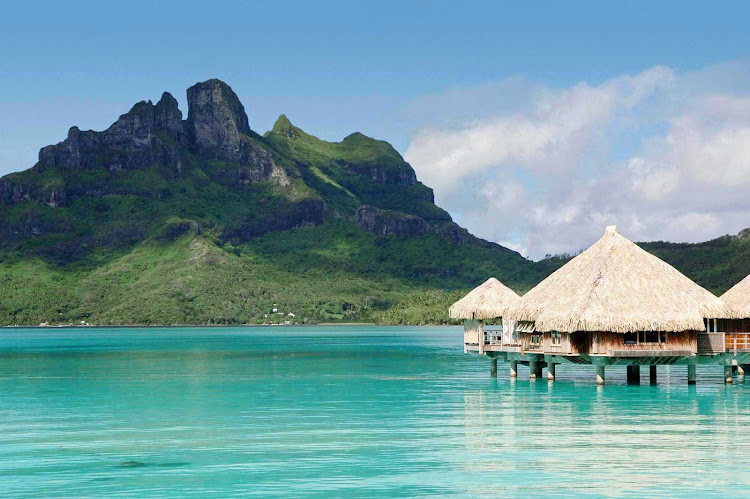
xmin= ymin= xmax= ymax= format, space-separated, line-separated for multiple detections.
xmin=0 ymin=326 xmax=748 ymax=497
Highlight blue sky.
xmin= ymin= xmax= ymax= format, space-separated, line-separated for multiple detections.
xmin=1 ymin=1 xmax=749 ymax=256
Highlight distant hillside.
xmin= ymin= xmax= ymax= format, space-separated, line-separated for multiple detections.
xmin=0 ymin=79 xmax=560 ymax=326
xmin=639 ymin=229 xmax=750 ymax=296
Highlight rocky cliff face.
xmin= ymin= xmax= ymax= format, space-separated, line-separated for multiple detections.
xmin=32 ymin=79 xmax=286 ymax=178
xmin=185 ymin=79 xmax=287 ymax=184
xmin=354 ymin=204 xmax=489 ymax=247
xmin=2 ymin=80 xmax=291 ymax=209
xmin=355 ymin=205 xmax=429 ymax=237
xmin=187 ymin=79 xmax=249 ymax=157
xmin=37 ymin=93 xmax=185 ymax=174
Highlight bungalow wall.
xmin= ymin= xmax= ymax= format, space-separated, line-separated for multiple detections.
xmin=589 ymin=331 xmax=697 ymax=355
xmin=520 ymin=332 xmax=583 ymax=356
xmin=520 ymin=331 xmax=697 ymax=355
xmin=463 ymin=319 xmax=482 ymax=345
xmin=719 ymin=319 xmax=750 ymax=333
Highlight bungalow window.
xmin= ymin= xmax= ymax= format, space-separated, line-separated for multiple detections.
xmin=529 ymin=334 xmax=542 ymax=348
xmin=633 ymin=331 xmax=669 ymax=344
xmin=550 ymin=332 xmax=562 ymax=345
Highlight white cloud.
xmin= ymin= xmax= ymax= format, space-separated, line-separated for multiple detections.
xmin=405 ymin=67 xmax=673 ymax=192
xmin=403 ymin=60 xmax=750 ymax=259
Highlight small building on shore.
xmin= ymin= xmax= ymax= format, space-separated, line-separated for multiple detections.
xmin=463 ymin=226 xmax=747 ymax=385
xmin=450 ymin=277 xmax=520 ymax=357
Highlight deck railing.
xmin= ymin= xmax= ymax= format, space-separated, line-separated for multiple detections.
xmin=726 ymin=333 xmax=750 ymax=353
xmin=479 ymin=327 xmax=520 ymax=347
xmin=483 ymin=328 xmax=503 ymax=345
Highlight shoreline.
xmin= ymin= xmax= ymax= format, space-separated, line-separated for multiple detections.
xmin=0 ymin=323 xmax=459 ymax=329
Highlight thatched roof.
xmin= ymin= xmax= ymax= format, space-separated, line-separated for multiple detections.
xmin=449 ymin=277 xmax=521 ymax=320
xmin=505 ymin=226 xmax=737 ymax=333
xmin=721 ymin=274 xmax=750 ymax=318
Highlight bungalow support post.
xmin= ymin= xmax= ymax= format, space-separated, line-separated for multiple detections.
xmin=650 ymin=365 xmax=657 ymax=385
xmin=547 ymin=362 xmax=555 ymax=381
xmin=529 ymin=359 xmax=539 ymax=379
xmin=725 ymin=362 xmax=733 ymax=384
xmin=596 ymin=365 xmax=605 ymax=385
xmin=509 ymin=361 xmax=518 ymax=378
xmin=490 ymin=357 xmax=497 ymax=377
xmin=688 ymin=364 xmax=696 ymax=384
xmin=626 ymin=365 xmax=640 ymax=384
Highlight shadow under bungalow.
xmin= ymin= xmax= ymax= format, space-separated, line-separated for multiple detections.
xmin=452 ymin=226 xmax=750 ymax=385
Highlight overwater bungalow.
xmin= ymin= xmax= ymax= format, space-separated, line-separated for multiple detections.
xmin=449 ymin=277 xmax=520 ymax=373
xmin=720 ymin=274 xmax=750 ymax=376
xmin=463 ymin=226 xmax=748 ymax=384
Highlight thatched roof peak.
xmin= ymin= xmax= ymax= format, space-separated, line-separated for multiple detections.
xmin=721 ymin=274 xmax=750 ymax=319
xmin=506 ymin=226 xmax=737 ymax=333
xmin=449 ymin=277 xmax=521 ymax=320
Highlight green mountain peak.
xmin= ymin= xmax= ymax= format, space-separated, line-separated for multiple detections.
xmin=270 ymin=113 xmax=301 ymax=138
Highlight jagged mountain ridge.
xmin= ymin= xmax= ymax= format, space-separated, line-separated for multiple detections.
xmin=0 ymin=79 xmax=553 ymax=325
xmin=0 ymin=79 xmax=507 ymax=255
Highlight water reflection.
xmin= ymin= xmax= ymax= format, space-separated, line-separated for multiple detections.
xmin=460 ymin=362 xmax=750 ymax=496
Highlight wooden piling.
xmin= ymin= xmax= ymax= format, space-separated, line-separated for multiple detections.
xmin=687 ymin=364 xmax=696 ymax=384
xmin=490 ymin=357 xmax=497 ymax=377
xmin=547 ymin=363 xmax=556 ymax=381
xmin=649 ymin=365 xmax=657 ymax=385
xmin=626 ymin=365 xmax=640 ymax=384
xmin=596 ymin=365 xmax=605 ymax=385
xmin=529 ymin=360 xmax=538 ymax=379
xmin=725 ymin=363 xmax=733 ymax=384
xmin=509 ymin=361 xmax=518 ymax=378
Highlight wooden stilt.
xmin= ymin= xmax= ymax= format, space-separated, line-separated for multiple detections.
xmin=547 ymin=363 xmax=556 ymax=381
xmin=687 ymin=364 xmax=696 ymax=385
xmin=739 ymin=364 xmax=749 ymax=377
xmin=509 ymin=361 xmax=518 ymax=378
xmin=626 ymin=365 xmax=640 ymax=384
xmin=725 ymin=364 xmax=733 ymax=384
xmin=649 ymin=365 xmax=657 ymax=385
xmin=596 ymin=365 xmax=605 ymax=385
xmin=490 ymin=357 xmax=497 ymax=377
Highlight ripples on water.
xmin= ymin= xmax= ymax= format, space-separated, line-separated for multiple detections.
xmin=0 ymin=326 xmax=748 ymax=497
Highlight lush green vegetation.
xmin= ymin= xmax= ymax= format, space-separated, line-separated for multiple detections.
xmin=639 ymin=230 xmax=750 ymax=295
xmin=0 ymin=218 xmax=561 ymax=326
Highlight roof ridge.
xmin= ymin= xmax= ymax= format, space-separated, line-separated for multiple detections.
xmin=575 ymin=230 xmax=617 ymax=326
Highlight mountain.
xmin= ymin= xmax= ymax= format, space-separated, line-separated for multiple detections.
xmin=0 ymin=79 xmax=560 ymax=326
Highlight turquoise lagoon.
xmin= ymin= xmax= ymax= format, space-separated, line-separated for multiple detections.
xmin=0 ymin=326 xmax=748 ymax=497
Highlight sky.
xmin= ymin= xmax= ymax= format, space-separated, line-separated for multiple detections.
xmin=1 ymin=0 xmax=749 ymax=258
